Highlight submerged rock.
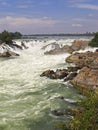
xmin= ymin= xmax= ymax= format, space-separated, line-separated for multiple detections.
xmin=51 ymin=109 xmax=64 ymax=116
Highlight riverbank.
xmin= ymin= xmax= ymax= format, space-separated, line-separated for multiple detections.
xmin=40 ymin=38 xmax=98 ymax=130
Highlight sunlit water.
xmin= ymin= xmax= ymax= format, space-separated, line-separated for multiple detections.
xmin=0 ymin=37 xmax=91 ymax=130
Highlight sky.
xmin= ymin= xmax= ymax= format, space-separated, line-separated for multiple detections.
xmin=0 ymin=0 xmax=98 ymax=34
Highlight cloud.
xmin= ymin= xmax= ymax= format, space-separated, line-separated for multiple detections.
xmin=72 ymin=24 xmax=83 ymax=27
xmin=72 ymin=3 xmax=98 ymax=10
xmin=0 ymin=16 xmax=57 ymax=33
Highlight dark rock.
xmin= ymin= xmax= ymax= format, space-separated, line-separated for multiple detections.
xmin=57 ymin=96 xmax=65 ymax=100
xmin=21 ymin=42 xmax=28 ymax=49
xmin=64 ymin=72 xmax=77 ymax=82
xmin=67 ymin=66 xmax=81 ymax=72
xmin=10 ymin=43 xmax=23 ymax=50
xmin=55 ymin=69 xmax=68 ymax=79
xmin=40 ymin=70 xmax=55 ymax=77
xmin=51 ymin=109 xmax=64 ymax=116
xmin=96 ymin=49 xmax=98 ymax=52
xmin=40 ymin=69 xmax=68 ymax=79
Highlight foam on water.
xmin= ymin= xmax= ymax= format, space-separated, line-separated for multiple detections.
xmin=0 ymin=37 xmax=91 ymax=130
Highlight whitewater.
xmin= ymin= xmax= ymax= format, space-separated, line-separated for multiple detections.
xmin=0 ymin=36 xmax=92 ymax=130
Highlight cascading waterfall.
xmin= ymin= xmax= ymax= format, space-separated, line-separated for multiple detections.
xmin=0 ymin=36 xmax=92 ymax=130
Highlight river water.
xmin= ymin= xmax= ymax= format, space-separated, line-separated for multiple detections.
xmin=0 ymin=36 xmax=91 ymax=130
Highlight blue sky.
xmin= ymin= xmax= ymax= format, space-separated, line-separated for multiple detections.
xmin=0 ymin=0 xmax=98 ymax=34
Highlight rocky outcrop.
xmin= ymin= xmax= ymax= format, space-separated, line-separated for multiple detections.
xmin=42 ymin=42 xmax=60 ymax=50
xmin=40 ymin=69 xmax=68 ymax=79
xmin=40 ymin=67 xmax=80 ymax=81
xmin=44 ymin=45 xmax=72 ymax=55
xmin=71 ymin=67 xmax=98 ymax=92
xmin=64 ymin=72 xmax=77 ymax=82
xmin=0 ymin=43 xmax=20 ymax=57
xmin=44 ymin=40 xmax=89 ymax=55
xmin=66 ymin=51 xmax=98 ymax=92
xmin=66 ymin=51 xmax=98 ymax=68
xmin=0 ymin=41 xmax=29 ymax=57
xmin=71 ymin=40 xmax=89 ymax=51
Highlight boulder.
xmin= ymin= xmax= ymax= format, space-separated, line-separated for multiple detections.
xmin=71 ymin=40 xmax=89 ymax=51
xmin=40 ymin=70 xmax=55 ymax=79
xmin=40 ymin=69 xmax=68 ymax=79
xmin=66 ymin=51 xmax=98 ymax=68
xmin=55 ymin=69 xmax=68 ymax=79
xmin=71 ymin=67 xmax=98 ymax=92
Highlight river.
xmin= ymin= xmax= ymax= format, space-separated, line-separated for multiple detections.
xmin=0 ymin=36 xmax=91 ymax=130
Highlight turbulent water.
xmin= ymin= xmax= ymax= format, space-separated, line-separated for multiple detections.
xmin=0 ymin=36 xmax=91 ymax=130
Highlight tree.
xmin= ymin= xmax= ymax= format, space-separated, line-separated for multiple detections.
xmin=0 ymin=30 xmax=13 ymax=44
xmin=0 ymin=30 xmax=22 ymax=44
xmin=89 ymin=32 xmax=98 ymax=47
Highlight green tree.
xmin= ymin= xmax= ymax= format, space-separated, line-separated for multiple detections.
xmin=89 ymin=32 xmax=98 ymax=47
xmin=0 ymin=30 xmax=13 ymax=44
xmin=0 ymin=30 xmax=22 ymax=44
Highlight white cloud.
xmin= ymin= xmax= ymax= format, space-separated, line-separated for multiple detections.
xmin=0 ymin=16 xmax=56 ymax=26
xmin=72 ymin=24 xmax=83 ymax=27
xmin=73 ymin=3 xmax=98 ymax=10
xmin=0 ymin=16 xmax=57 ymax=33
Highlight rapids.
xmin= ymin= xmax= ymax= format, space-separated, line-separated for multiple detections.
xmin=0 ymin=36 xmax=91 ymax=130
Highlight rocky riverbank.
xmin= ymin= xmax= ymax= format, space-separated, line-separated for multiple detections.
xmin=41 ymin=40 xmax=98 ymax=93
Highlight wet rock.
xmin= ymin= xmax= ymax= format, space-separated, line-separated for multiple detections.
xmin=55 ymin=69 xmax=68 ymax=79
xmin=10 ymin=43 xmax=23 ymax=50
xmin=40 ymin=69 xmax=68 ymax=79
xmin=51 ymin=109 xmax=64 ymax=116
xmin=42 ymin=42 xmax=60 ymax=50
xmin=44 ymin=45 xmax=72 ymax=55
xmin=64 ymin=72 xmax=77 ymax=82
xmin=67 ymin=66 xmax=81 ymax=72
xmin=21 ymin=42 xmax=28 ymax=49
xmin=40 ymin=70 xmax=55 ymax=79
xmin=44 ymin=40 xmax=89 ymax=55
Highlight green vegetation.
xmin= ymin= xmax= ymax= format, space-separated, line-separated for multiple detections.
xmin=70 ymin=92 xmax=98 ymax=130
xmin=89 ymin=32 xmax=98 ymax=47
xmin=0 ymin=30 xmax=22 ymax=44
xmin=56 ymin=91 xmax=98 ymax=130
